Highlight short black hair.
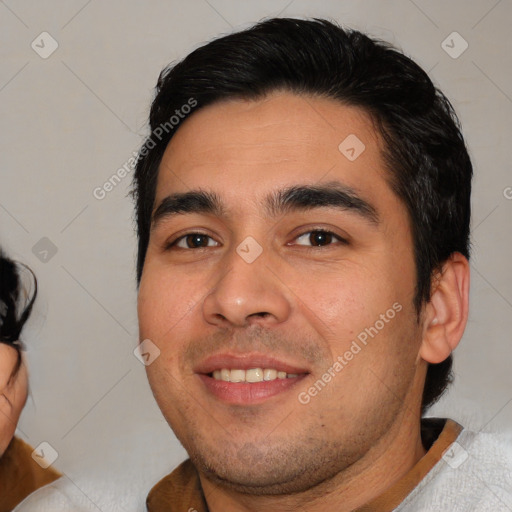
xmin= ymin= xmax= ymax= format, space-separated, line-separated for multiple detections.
xmin=131 ymin=17 xmax=472 ymax=414
xmin=0 ymin=248 xmax=37 ymax=379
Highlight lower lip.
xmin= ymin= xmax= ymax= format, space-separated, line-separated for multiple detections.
xmin=198 ymin=374 xmax=307 ymax=405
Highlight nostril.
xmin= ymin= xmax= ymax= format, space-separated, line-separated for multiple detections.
xmin=251 ymin=312 xmax=270 ymax=318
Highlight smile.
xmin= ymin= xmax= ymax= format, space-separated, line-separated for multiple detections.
xmin=196 ymin=353 xmax=310 ymax=404
xmin=210 ymin=368 xmax=299 ymax=382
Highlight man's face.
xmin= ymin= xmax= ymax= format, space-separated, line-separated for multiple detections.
xmin=137 ymin=92 xmax=426 ymax=494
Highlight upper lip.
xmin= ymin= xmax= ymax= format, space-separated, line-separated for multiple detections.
xmin=194 ymin=352 xmax=310 ymax=375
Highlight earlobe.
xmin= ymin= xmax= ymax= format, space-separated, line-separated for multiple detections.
xmin=419 ymin=252 xmax=470 ymax=364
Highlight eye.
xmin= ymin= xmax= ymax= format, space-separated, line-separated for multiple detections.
xmin=168 ymin=233 xmax=219 ymax=250
xmin=294 ymin=229 xmax=347 ymax=247
xmin=165 ymin=229 xmax=346 ymax=251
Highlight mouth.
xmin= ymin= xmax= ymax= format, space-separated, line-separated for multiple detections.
xmin=209 ymin=368 xmax=300 ymax=382
xmin=195 ymin=353 xmax=310 ymax=405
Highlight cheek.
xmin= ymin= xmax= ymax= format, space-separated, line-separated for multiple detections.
xmin=290 ymin=264 xmax=400 ymax=335
xmin=0 ymin=371 xmax=28 ymax=456
xmin=138 ymin=261 xmax=199 ymax=339
xmin=138 ymin=261 xmax=211 ymax=384
xmin=0 ymin=413 xmax=15 ymax=456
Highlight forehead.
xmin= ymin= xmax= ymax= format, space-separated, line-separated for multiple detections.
xmin=154 ymin=92 xmax=395 ymax=216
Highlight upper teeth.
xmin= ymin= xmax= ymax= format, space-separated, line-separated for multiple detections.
xmin=212 ymin=368 xmax=299 ymax=383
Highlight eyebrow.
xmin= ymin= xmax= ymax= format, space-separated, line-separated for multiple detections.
xmin=151 ymin=181 xmax=379 ymax=232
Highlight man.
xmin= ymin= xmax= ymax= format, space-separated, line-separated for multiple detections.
xmin=132 ymin=17 xmax=512 ymax=512
xmin=12 ymin=16 xmax=512 ymax=512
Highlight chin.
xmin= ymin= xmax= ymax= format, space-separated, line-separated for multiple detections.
xmin=186 ymin=437 xmax=351 ymax=496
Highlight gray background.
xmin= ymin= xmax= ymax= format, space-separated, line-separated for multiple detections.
xmin=1 ymin=0 xmax=511 ymax=504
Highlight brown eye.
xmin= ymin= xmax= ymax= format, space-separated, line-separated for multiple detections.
xmin=295 ymin=230 xmax=346 ymax=247
xmin=168 ymin=233 xmax=219 ymax=250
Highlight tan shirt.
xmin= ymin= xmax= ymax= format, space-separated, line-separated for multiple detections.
xmin=146 ymin=417 xmax=463 ymax=512
xmin=0 ymin=437 xmax=61 ymax=512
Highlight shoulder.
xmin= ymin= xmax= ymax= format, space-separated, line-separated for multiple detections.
xmin=14 ymin=475 xmax=145 ymax=512
xmin=397 ymin=425 xmax=512 ymax=511
xmin=0 ymin=437 xmax=61 ymax=511
xmin=12 ymin=478 xmax=88 ymax=512
xmin=12 ymin=437 xmax=171 ymax=512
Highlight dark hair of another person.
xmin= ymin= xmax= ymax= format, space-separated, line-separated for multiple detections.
xmin=131 ymin=18 xmax=473 ymax=415
xmin=0 ymin=248 xmax=37 ymax=379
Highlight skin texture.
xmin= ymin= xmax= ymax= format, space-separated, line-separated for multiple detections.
xmin=0 ymin=344 xmax=28 ymax=457
xmin=137 ymin=92 xmax=469 ymax=511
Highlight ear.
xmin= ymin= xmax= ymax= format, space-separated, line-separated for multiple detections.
xmin=419 ymin=252 xmax=470 ymax=364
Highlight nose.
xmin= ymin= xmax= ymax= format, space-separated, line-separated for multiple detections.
xmin=202 ymin=245 xmax=292 ymax=328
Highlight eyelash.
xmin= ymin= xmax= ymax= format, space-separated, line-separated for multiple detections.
xmin=165 ymin=229 xmax=348 ymax=251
